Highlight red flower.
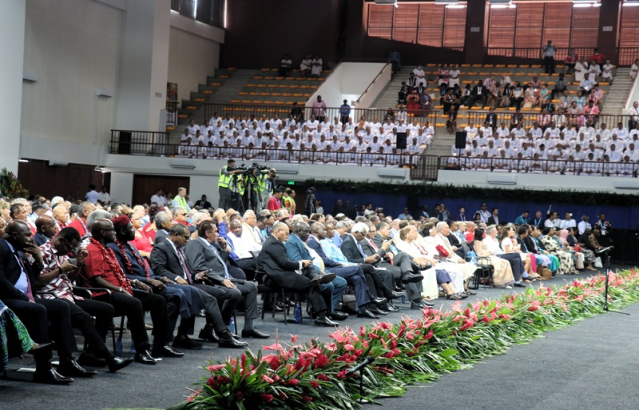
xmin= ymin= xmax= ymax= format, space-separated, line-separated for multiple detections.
xmin=206 ymin=377 xmax=217 ymax=387
xmin=424 ymin=329 xmax=434 ymax=340
xmin=261 ymin=394 xmax=274 ymax=403
xmin=313 ymin=355 xmax=329 ymax=369
xmin=459 ymin=319 xmax=475 ymax=331
xmin=302 ymin=396 xmax=313 ymax=403
xmin=262 ymin=375 xmax=274 ymax=383
xmin=310 ymin=381 xmax=320 ymax=389
xmin=336 ymin=370 xmax=348 ymax=379
xmin=317 ymin=374 xmax=330 ymax=381
xmin=287 ymin=378 xmax=300 ymax=386
xmin=207 ymin=364 xmax=225 ymax=372
xmin=294 ymin=357 xmax=307 ymax=370
xmin=235 ymin=391 xmax=244 ymax=401
xmin=290 ymin=334 xmax=299 ymax=343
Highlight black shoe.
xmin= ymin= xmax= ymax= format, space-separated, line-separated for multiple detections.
xmin=153 ymin=345 xmax=185 ymax=358
xmin=198 ymin=327 xmax=220 ymax=343
xmin=410 ymin=302 xmax=426 ymax=310
xmin=328 ymin=311 xmax=349 ymax=321
xmin=77 ymin=352 xmax=107 ymax=368
xmin=369 ymin=307 xmax=388 ymax=315
xmin=173 ymin=335 xmax=203 ymax=350
xmin=422 ymin=300 xmax=434 ymax=307
xmin=314 ymin=317 xmax=339 ymax=327
xmin=401 ymin=273 xmax=423 ymax=284
xmin=388 ymin=291 xmax=405 ymax=299
xmin=134 ymin=350 xmax=157 ymax=365
xmin=107 ymin=356 xmax=134 ymax=373
xmin=218 ymin=334 xmax=249 ymax=348
xmin=383 ymin=301 xmax=401 ymax=312
xmin=241 ymin=328 xmax=270 ymax=339
xmin=310 ymin=273 xmax=337 ymax=287
xmin=357 ymin=309 xmax=380 ymax=319
xmin=33 ymin=368 xmax=74 ymax=385
xmin=56 ymin=359 xmax=98 ymax=378
xmin=369 ymin=295 xmax=387 ymax=304
xmin=514 ymin=282 xmax=526 ymax=288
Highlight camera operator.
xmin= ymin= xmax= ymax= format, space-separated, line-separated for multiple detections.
xmin=218 ymin=159 xmax=244 ymax=209
xmin=259 ymin=168 xmax=277 ymax=209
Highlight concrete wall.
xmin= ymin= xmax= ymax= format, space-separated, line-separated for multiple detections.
xmin=168 ymin=12 xmax=224 ymax=102
xmin=357 ymin=63 xmax=392 ymax=109
xmin=21 ymin=0 xmax=123 ymax=152
xmin=307 ymin=62 xmax=387 ymax=108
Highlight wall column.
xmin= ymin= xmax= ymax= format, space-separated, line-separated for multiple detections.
xmin=115 ymin=0 xmax=171 ymax=132
xmin=1 ymin=0 xmax=26 ymax=174
xmin=597 ymin=0 xmax=622 ymax=64
xmin=463 ymin=0 xmax=489 ymax=64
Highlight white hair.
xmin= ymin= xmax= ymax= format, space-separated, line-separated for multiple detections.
xmin=435 ymin=221 xmax=449 ymax=232
xmin=351 ymin=222 xmax=369 ymax=234
xmin=243 ymin=210 xmax=256 ymax=219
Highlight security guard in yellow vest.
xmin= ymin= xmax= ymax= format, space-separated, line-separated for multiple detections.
xmin=172 ymin=187 xmax=191 ymax=212
xmin=218 ymin=159 xmax=243 ymax=209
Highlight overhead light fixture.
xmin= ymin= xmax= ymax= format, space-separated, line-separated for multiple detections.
xmin=95 ymin=166 xmax=107 ymax=173
xmin=18 ymin=158 xmax=29 ymax=163
xmin=446 ymin=4 xmax=466 ymax=8
xmin=573 ymin=3 xmax=593 ymax=7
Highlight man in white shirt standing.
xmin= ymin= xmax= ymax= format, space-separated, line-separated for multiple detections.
xmin=627 ymin=101 xmax=639 ymax=130
xmin=412 ymin=66 xmax=426 ymax=88
xmin=98 ymin=186 xmax=111 ymax=205
xmin=151 ymin=189 xmax=167 ymax=207
xmin=578 ymin=215 xmax=591 ymax=235
xmin=559 ymin=212 xmax=577 ymax=230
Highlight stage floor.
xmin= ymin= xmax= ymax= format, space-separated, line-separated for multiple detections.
xmin=1 ymin=266 xmax=635 ymax=410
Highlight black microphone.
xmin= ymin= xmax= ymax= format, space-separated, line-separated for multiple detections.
xmin=345 ymin=356 xmax=375 ymax=375
xmin=597 ymin=245 xmax=614 ymax=254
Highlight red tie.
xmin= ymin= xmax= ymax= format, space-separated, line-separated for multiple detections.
xmin=369 ymin=239 xmax=393 ymax=265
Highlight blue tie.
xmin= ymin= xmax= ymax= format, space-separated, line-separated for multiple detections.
xmin=356 ymin=240 xmax=367 ymax=258
xmin=209 ymin=244 xmax=231 ymax=279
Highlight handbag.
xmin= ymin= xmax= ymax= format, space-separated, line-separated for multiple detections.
xmin=435 ymin=244 xmax=450 ymax=258
xmin=594 ymin=257 xmax=603 ymax=269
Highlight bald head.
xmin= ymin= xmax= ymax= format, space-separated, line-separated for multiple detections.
xmin=229 ymin=219 xmax=243 ymax=237
xmin=36 ymin=216 xmax=57 ymax=238
xmin=91 ymin=218 xmax=114 ymax=241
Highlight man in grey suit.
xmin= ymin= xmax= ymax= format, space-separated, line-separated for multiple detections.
xmin=150 ymin=224 xmax=249 ymax=348
xmin=184 ymin=220 xmax=269 ymax=339
xmin=373 ymin=222 xmax=432 ymax=309
xmin=153 ymin=211 xmax=173 ymax=245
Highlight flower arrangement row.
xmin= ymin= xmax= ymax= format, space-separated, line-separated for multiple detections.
xmin=169 ymin=269 xmax=639 ymax=410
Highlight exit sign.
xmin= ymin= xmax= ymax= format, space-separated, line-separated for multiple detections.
xmin=287 ymin=181 xmax=295 ymax=185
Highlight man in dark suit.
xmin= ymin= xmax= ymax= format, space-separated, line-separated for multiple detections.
xmin=373 ymin=222 xmax=431 ymax=309
xmin=528 ymin=210 xmax=545 ymax=229
xmin=109 ymin=216 xmax=207 ymax=350
xmin=194 ymin=195 xmax=212 ymax=209
xmin=307 ymin=222 xmax=386 ymax=319
xmin=258 ymin=222 xmax=338 ymax=327
xmin=285 ymin=222 xmax=348 ymax=321
xmin=340 ymin=223 xmax=405 ymax=306
xmin=33 ymin=216 xmax=56 ymax=246
xmin=487 ymin=208 xmax=501 ymax=226
xmin=184 ymin=220 xmax=268 ymax=340
xmin=466 ymin=80 xmax=492 ymax=108
xmin=150 ymin=223 xmax=249 ymax=348
xmin=0 ymin=221 xmax=84 ymax=384
xmin=153 ymin=211 xmax=173 ymax=245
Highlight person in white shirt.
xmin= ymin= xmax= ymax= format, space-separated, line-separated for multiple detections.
xmin=559 ymin=212 xmax=577 ymax=230
xmin=627 ymin=101 xmax=639 ymax=130
xmin=613 ymin=122 xmax=628 ymax=140
xmin=601 ymin=59 xmax=614 ymax=84
xmin=496 ymin=123 xmax=510 ymax=138
xmin=413 ymin=66 xmax=427 ymax=88
xmin=448 ymin=64 xmax=461 ymax=87
xmin=98 ymin=186 xmax=111 ymax=204
xmin=151 ymin=189 xmax=167 ymax=207
xmin=186 ymin=119 xmax=200 ymax=138
xmin=464 ymin=122 xmax=478 ymax=139
xmin=577 ymin=215 xmax=591 ymax=235
xmin=580 ymin=77 xmax=595 ymax=93
xmin=311 ymin=55 xmax=323 ymax=77
xmin=300 ymin=55 xmax=312 ymax=77
xmin=529 ymin=123 xmax=543 ymax=140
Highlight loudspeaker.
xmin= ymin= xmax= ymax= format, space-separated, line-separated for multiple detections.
xmin=396 ymin=132 xmax=407 ymax=149
xmin=455 ymin=131 xmax=467 ymax=150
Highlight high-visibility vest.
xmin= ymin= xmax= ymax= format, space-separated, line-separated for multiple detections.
xmin=173 ymin=195 xmax=188 ymax=210
xmin=218 ymin=166 xmax=232 ymax=188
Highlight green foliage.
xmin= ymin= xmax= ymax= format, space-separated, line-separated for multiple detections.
xmin=0 ymin=168 xmax=29 ymax=199
xmin=169 ymin=269 xmax=639 ymax=410
xmin=307 ymin=179 xmax=639 ymax=206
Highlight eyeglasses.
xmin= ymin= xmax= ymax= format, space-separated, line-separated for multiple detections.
xmin=182 ymin=235 xmax=191 ymax=240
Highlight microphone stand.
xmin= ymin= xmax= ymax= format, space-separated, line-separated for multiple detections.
xmin=346 ymin=356 xmax=375 ymax=403
xmin=599 ymin=247 xmax=630 ymax=315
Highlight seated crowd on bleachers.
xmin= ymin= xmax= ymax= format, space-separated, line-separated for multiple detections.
xmin=178 ymin=110 xmax=432 ymax=165
xmin=0 ymin=188 xmax=611 ymax=384
xmin=447 ymin=116 xmax=639 ymax=175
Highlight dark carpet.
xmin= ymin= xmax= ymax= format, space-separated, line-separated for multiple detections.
xmin=1 ymin=266 xmax=635 ymax=410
